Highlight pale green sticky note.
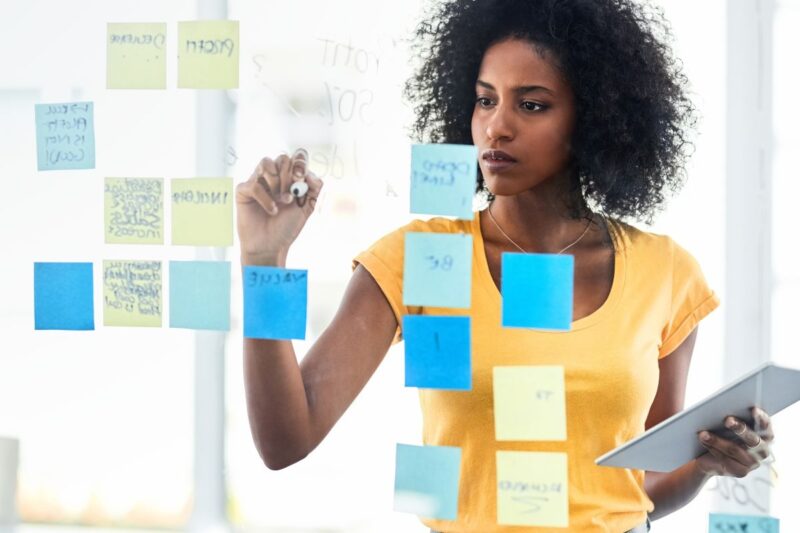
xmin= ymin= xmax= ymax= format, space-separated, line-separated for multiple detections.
xmin=178 ymin=20 xmax=239 ymax=89
xmin=103 ymin=260 xmax=162 ymax=327
xmin=493 ymin=366 xmax=567 ymax=441
xmin=496 ymin=451 xmax=569 ymax=528
xmin=105 ymin=178 xmax=163 ymax=244
xmin=107 ymin=23 xmax=167 ymax=89
xmin=171 ymin=178 xmax=233 ymax=246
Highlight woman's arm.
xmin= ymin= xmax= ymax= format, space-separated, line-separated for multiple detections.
xmin=643 ymin=328 xmax=711 ymax=519
xmin=237 ymin=151 xmax=399 ymax=470
xmin=643 ymin=328 xmax=775 ymax=520
xmin=244 ymin=264 xmax=397 ymax=470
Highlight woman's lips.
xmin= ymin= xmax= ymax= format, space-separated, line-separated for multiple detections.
xmin=481 ymin=149 xmax=518 ymax=172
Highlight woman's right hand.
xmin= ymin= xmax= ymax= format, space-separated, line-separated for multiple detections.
xmin=236 ymin=149 xmax=323 ymax=265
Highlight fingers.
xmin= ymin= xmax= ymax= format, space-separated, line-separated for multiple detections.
xmin=725 ymin=416 xmax=761 ymax=448
xmin=275 ymin=154 xmax=294 ymax=204
xmin=753 ymin=407 xmax=775 ymax=443
xmin=699 ymin=431 xmax=758 ymax=477
xmin=291 ymin=148 xmax=309 ymax=182
xmin=236 ymin=178 xmax=278 ymax=215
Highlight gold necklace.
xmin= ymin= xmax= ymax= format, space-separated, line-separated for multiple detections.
xmin=486 ymin=204 xmax=594 ymax=255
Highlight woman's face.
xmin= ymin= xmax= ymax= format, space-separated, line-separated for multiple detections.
xmin=471 ymin=38 xmax=576 ymax=197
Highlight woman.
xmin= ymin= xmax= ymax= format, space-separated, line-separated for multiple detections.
xmin=235 ymin=0 xmax=775 ymax=531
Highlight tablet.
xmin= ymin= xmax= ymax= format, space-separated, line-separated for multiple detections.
xmin=595 ymin=362 xmax=800 ymax=472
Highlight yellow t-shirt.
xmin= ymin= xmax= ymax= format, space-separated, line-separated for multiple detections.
xmin=352 ymin=213 xmax=720 ymax=532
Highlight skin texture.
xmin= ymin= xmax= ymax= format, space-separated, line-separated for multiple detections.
xmin=236 ymin=37 xmax=774 ymax=523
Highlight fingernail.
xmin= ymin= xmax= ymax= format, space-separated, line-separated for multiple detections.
xmin=701 ymin=432 xmax=711 ymax=442
xmin=725 ymin=418 xmax=737 ymax=429
xmin=282 ymin=193 xmax=293 ymax=204
xmin=268 ymin=205 xmax=278 ymax=215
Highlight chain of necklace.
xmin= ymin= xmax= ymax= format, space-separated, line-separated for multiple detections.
xmin=486 ymin=204 xmax=594 ymax=255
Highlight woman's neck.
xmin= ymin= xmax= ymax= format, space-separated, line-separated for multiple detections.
xmin=483 ymin=184 xmax=600 ymax=254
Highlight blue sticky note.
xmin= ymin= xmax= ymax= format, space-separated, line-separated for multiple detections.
xmin=501 ymin=253 xmax=574 ymax=330
xmin=394 ymin=443 xmax=462 ymax=521
xmin=35 ymin=102 xmax=96 ymax=171
xmin=410 ymin=143 xmax=478 ymax=220
xmin=403 ymin=232 xmax=472 ymax=308
xmin=709 ymin=513 xmax=779 ymax=532
xmin=403 ymin=315 xmax=471 ymax=390
xmin=34 ymin=262 xmax=94 ymax=330
xmin=169 ymin=261 xmax=231 ymax=331
xmin=243 ymin=266 xmax=307 ymax=340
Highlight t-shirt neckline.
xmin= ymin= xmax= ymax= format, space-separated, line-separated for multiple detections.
xmin=470 ymin=210 xmax=627 ymax=331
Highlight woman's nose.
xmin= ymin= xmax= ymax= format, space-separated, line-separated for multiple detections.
xmin=484 ymin=105 xmax=514 ymax=142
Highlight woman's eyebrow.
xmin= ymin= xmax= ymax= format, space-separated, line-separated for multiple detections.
xmin=476 ymin=79 xmax=555 ymax=96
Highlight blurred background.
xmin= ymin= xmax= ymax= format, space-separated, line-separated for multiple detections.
xmin=0 ymin=0 xmax=797 ymax=531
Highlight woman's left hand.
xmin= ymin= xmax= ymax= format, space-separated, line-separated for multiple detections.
xmin=695 ymin=407 xmax=775 ymax=478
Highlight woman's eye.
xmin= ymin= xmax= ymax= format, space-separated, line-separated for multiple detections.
xmin=522 ymin=101 xmax=547 ymax=112
xmin=475 ymin=97 xmax=493 ymax=107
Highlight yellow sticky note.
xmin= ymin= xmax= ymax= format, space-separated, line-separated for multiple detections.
xmin=178 ymin=20 xmax=239 ymax=89
xmin=103 ymin=260 xmax=162 ymax=327
xmin=496 ymin=451 xmax=569 ymax=528
xmin=171 ymin=178 xmax=233 ymax=246
xmin=107 ymin=23 xmax=167 ymax=89
xmin=105 ymin=178 xmax=163 ymax=244
xmin=493 ymin=366 xmax=567 ymax=441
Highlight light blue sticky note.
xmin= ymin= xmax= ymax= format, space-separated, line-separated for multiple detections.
xmin=34 ymin=262 xmax=94 ymax=330
xmin=35 ymin=102 xmax=96 ymax=170
xmin=501 ymin=253 xmax=574 ymax=330
xmin=410 ymin=143 xmax=477 ymax=220
xmin=243 ymin=266 xmax=307 ymax=340
xmin=403 ymin=315 xmax=471 ymax=390
xmin=394 ymin=443 xmax=462 ymax=521
xmin=709 ymin=513 xmax=779 ymax=533
xmin=403 ymin=232 xmax=472 ymax=308
xmin=169 ymin=261 xmax=231 ymax=331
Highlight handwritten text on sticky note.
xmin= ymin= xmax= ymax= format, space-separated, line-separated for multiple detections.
xmin=403 ymin=315 xmax=471 ymax=390
xmin=403 ymin=232 xmax=472 ymax=308
xmin=178 ymin=20 xmax=239 ymax=89
xmin=410 ymin=144 xmax=477 ymax=220
xmin=169 ymin=261 xmax=230 ymax=331
xmin=501 ymin=252 xmax=574 ymax=330
xmin=107 ymin=23 xmax=167 ymax=89
xmin=171 ymin=178 xmax=233 ymax=246
xmin=494 ymin=366 xmax=567 ymax=441
xmin=709 ymin=513 xmax=779 ymax=533
xmin=496 ymin=451 xmax=569 ymax=528
xmin=103 ymin=260 xmax=162 ymax=327
xmin=35 ymin=102 xmax=95 ymax=171
xmin=394 ymin=443 xmax=462 ymax=521
xmin=105 ymin=178 xmax=163 ymax=244
xmin=243 ymin=266 xmax=307 ymax=340
xmin=34 ymin=262 xmax=95 ymax=331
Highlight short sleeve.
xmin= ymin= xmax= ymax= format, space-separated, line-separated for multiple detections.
xmin=352 ymin=224 xmax=420 ymax=344
xmin=659 ymin=239 xmax=720 ymax=358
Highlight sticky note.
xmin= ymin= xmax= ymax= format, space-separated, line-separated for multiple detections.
xmin=35 ymin=102 xmax=95 ymax=171
xmin=105 ymin=178 xmax=163 ymax=244
xmin=169 ymin=261 xmax=231 ymax=331
xmin=496 ymin=451 xmax=569 ymax=528
xmin=403 ymin=315 xmax=471 ymax=390
xmin=403 ymin=232 xmax=472 ymax=308
xmin=171 ymin=178 xmax=233 ymax=246
xmin=178 ymin=20 xmax=239 ymax=89
xmin=394 ymin=443 xmax=461 ymax=521
xmin=243 ymin=266 xmax=307 ymax=340
xmin=410 ymin=144 xmax=477 ymax=220
xmin=493 ymin=366 xmax=567 ymax=441
xmin=107 ymin=23 xmax=167 ymax=89
xmin=103 ymin=260 xmax=162 ymax=327
xmin=709 ymin=513 xmax=779 ymax=533
xmin=501 ymin=252 xmax=574 ymax=330
xmin=34 ymin=262 xmax=94 ymax=330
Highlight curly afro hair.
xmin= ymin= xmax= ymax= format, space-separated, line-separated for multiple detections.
xmin=404 ymin=0 xmax=697 ymax=223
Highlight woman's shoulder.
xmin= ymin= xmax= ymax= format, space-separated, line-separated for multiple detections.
xmin=610 ymin=218 xmax=702 ymax=272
